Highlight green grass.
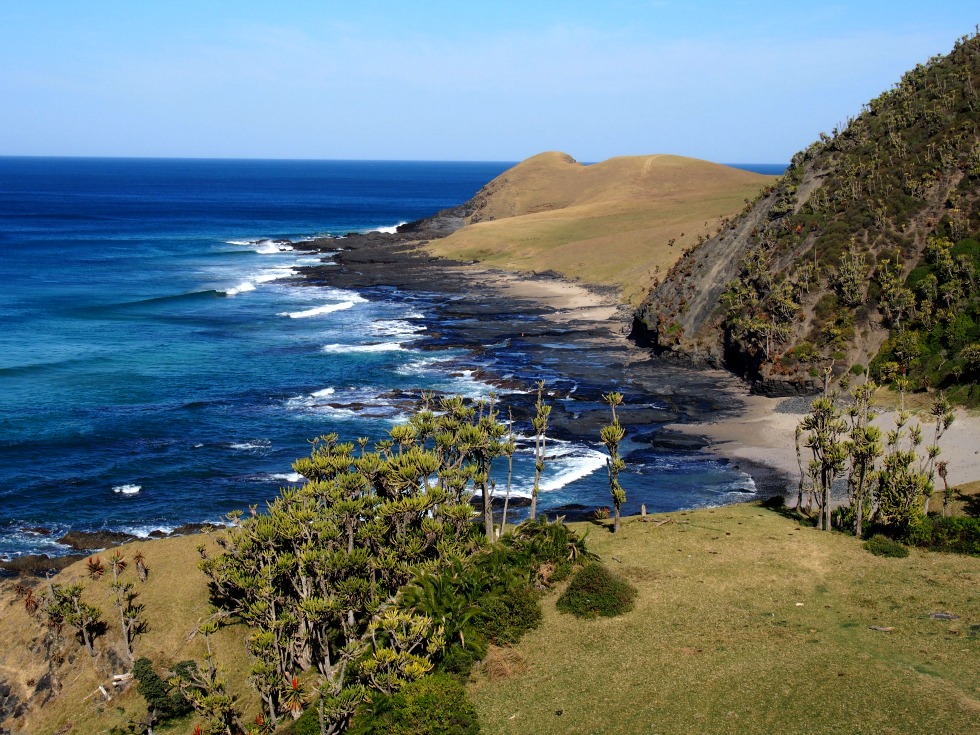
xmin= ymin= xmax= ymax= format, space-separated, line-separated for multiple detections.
xmin=3 ymin=502 xmax=978 ymax=734
xmin=468 ymin=504 xmax=980 ymax=735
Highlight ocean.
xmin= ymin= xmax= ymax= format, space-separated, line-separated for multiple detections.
xmin=0 ymin=157 xmax=761 ymax=560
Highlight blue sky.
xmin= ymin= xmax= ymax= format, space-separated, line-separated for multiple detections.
xmin=1 ymin=1 xmax=977 ymax=162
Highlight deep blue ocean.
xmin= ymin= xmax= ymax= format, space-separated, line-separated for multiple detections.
xmin=0 ymin=157 xmax=768 ymax=560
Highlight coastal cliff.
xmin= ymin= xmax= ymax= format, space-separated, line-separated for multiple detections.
xmin=635 ymin=33 xmax=980 ymax=398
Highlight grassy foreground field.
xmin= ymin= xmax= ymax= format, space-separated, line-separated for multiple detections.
xmin=469 ymin=503 xmax=980 ymax=735
xmin=424 ymin=152 xmax=775 ymax=304
xmin=0 ymin=532 xmax=256 ymax=735
xmin=2 ymin=501 xmax=977 ymax=734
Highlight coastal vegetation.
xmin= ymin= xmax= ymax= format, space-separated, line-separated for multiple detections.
xmin=636 ymin=31 xmax=980 ymax=403
xmin=5 ymin=27 xmax=980 ymax=735
xmin=793 ymin=375 xmax=980 ymax=560
xmin=2 ymin=393 xmax=976 ymax=733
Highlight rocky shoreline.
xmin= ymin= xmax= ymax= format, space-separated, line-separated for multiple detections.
xmin=3 ymin=225 xmax=793 ymax=578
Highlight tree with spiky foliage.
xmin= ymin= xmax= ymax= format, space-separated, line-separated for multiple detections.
xmin=844 ymin=379 xmax=882 ymax=538
xmin=169 ymin=621 xmax=242 ymax=735
xmin=497 ymin=410 xmax=517 ymax=538
xmin=101 ymin=550 xmax=147 ymax=663
xmin=600 ymin=392 xmax=627 ymax=533
xmin=799 ymin=371 xmax=848 ymax=531
xmin=198 ymin=396 xmax=508 ymax=733
xmin=39 ymin=581 xmax=103 ymax=657
xmin=528 ymin=381 xmax=551 ymax=522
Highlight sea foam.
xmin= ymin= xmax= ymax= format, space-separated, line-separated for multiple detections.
xmin=222 ymin=282 xmax=256 ymax=296
xmin=112 ymin=484 xmax=142 ymax=494
xmin=282 ymin=301 xmax=356 ymax=318
xmin=321 ymin=342 xmax=405 ymax=353
xmin=368 ymin=221 xmax=408 ymax=234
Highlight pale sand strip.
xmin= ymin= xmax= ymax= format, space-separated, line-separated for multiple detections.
xmin=461 ymin=264 xmax=980 ymax=492
xmin=667 ymin=390 xmax=980 ymax=492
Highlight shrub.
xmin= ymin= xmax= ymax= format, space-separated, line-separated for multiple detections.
xmin=556 ymin=564 xmax=637 ymax=618
xmin=478 ymin=586 xmax=541 ymax=645
xmin=905 ymin=515 xmax=980 ymax=555
xmin=439 ymin=642 xmax=484 ymax=679
xmin=347 ymin=673 xmax=480 ymax=735
xmin=132 ymin=657 xmax=192 ymax=723
xmin=863 ymin=534 xmax=910 ymax=558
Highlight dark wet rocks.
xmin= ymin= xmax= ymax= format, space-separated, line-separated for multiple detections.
xmin=56 ymin=530 xmax=136 ymax=551
xmin=0 ymin=553 xmax=85 ymax=577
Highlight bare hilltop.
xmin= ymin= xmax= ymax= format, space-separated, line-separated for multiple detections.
xmin=413 ymin=151 xmax=774 ymax=304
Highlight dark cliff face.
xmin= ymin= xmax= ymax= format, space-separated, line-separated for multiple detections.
xmin=636 ymin=32 xmax=980 ymax=397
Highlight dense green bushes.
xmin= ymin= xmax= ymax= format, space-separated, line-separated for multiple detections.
xmin=344 ymin=673 xmax=480 ymax=735
xmin=131 ymin=657 xmax=193 ymax=724
xmin=556 ymin=563 xmax=637 ymax=618
xmin=863 ymin=534 xmax=910 ymax=558
xmin=401 ymin=517 xmax=592 ymax=679
xmin=905 ymin=515 xmax=980 ymax=555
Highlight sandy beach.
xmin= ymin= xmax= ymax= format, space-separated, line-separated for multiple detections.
xmin=665 ymin=387 xmax=980 ymax=497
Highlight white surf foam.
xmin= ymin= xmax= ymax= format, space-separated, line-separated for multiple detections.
xmin=230 ymin=440 xmax=271 ymax=451
xmin=537 ymin=446 xmax=608 ymax=493
xmin=321 ymin=342 xmax=405 ymax=354
xmin=368 ymin=221 xmax=408 ymax=234
xmin=222 ymin=281 xmax=256 ymax=296
xmin=395 ymin=354 xmax=455 ymax=376
xmin=112 ymin=484 xmax=142 ymax=495
xmin=369 ymin=319 xmax=426 ymax=339
xmin=282 ymin=301 xmax=356 ymax=318
xmin=268 ymin=472 xmax=305 ymax=483
xmin=255 ymin=241 xmax=294 ymax=254
xmin=117 ymin=524 xmax=175 ymax=538
xmin=254 ymin=267 xmax=296 ymax=284
xmin=311 ymin=387 xmax=335 ymax=397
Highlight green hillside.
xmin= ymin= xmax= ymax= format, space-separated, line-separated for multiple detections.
xmin=635 ymin=31 xmax=980 ymax=402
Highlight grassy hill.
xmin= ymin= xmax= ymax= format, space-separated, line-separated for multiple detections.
xmin=0 ymin=532 xmax=255 ymax=734
xmin=2 ymin=498 xmax=977 ymax=734
xmin=635 ymin=32 xmax=980 ymax=399
xmin=469 ymin=503 xmax=980 ymax=735
xmin=422 ymin=152 xmax=775 ymax=305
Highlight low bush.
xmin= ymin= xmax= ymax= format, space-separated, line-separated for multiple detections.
xmin=863 ymin=534 xmax=910 ymax=558
xmin=556 ymin=563 xmax=637 ymax=618
xmin=132 ymin=657 xmax=193 ymax=724
xmin=905 ymin=515 xmax=980 ymax=555
xmin=347 ymin=673 xmax=480 ymax=735
xmin=478 ymin=586 xmax=541 ymax=646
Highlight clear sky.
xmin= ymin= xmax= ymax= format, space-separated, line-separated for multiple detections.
xmin=1 ymin=1 xmax=977 ymax=162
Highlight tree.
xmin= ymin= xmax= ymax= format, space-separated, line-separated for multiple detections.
xmin=199 ymin=397 xmax=497 ymax=733
xmin=799 ymin=384 xmax=848 ymax=531
xmin=528 ymin=381 xmax=551 ymax=522
xmin=169 ymin=622 xmax=242 ymax=735
xmin=41 ymin=582 xmax=103 ymax=657
xmin=844 ymin=380 xmax=882 ymax=538
xmin=829 ymin=241 xmax=869 ymax=307
xmin=97 ymin=550 xmax=147 ymax=663
xmin=133 ymin=657 xmax=193 ymax=731
xmin=600 ymin=392 xmax=627 ymax=533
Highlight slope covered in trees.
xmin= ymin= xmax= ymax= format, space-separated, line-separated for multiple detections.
xmin=634 ymin=32 xmax=980 ymax=402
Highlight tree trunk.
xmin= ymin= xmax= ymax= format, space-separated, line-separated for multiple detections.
xmin=482 ymin=479 xmax=493 ymax=539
